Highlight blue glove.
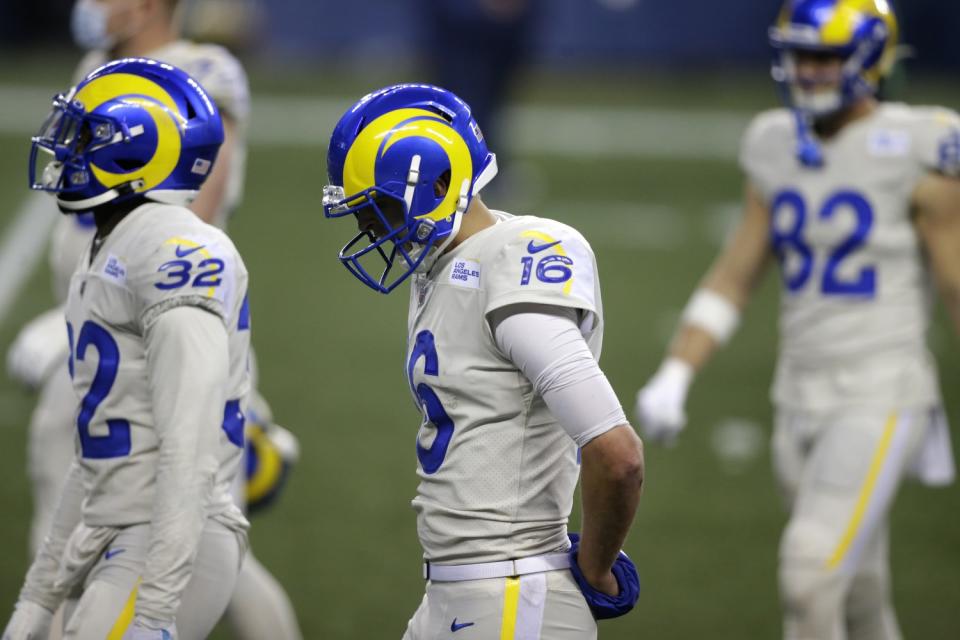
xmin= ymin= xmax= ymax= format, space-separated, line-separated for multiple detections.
xmin=567 ymin=533 xmax=640 ymax=620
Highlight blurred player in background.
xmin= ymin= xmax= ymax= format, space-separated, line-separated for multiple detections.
xmin=417 ymin=0 xmax=540 ymax=156
xmin=635 ymin=1 xmax=960 ymax=638
xmin=4 ymin=58 xmax=247 ymax=640
xmin=4 ymin=1 xmax=302 ymax=638
xmin=322 ymin=84 xmax=644 ymax=638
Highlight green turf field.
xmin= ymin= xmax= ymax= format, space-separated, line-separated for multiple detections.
xmin=0 ymin=57 xmax=957 ymax=638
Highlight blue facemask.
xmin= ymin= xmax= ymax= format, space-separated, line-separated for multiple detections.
xmin=70 ymin=0 xmax=117 ymax=50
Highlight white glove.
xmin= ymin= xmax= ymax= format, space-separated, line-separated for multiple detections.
xmin=122 ymin=617 xmax=177 ymax=640
xmin=6 ymin=307 xmax=69 ymax=389
xmin=2 ymin=600 xmax=54 ymax=640
xmin=266 ymin=423 xmax=300 ymax=464
xmin=635 ymin=358 xmax=694 ymax=446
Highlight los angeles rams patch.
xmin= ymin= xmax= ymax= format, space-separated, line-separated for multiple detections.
xmin=867 ymin=129 xmax=910 ymax=157
xmin=449 ymin=259 xmax=481 ymax=289
xmin=102 ymin=254 xmax=127 ymax=285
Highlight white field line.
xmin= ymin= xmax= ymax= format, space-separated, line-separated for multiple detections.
xmin=0 ymin=192 xmax=58 ymax=326
xmin=0 ymin=85 xmax=750 ymax=159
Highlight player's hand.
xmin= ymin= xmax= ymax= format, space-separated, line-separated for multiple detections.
xmin=567 ymin=533 xmax=640 ymax=620
xmin=634 ymin=357 xmax=694 ymax=446
xmin=2 ymin=600 xmax=54 ymax=640
xmin=580 ymin=568 xmax=619 ymax=597
xmin=6 ymin=307 xmax=69 ymax=389
xmin=121 ymin=617 xmax=177 ymax=640
xmin=266 ymin=423 xmax=300 ymax=464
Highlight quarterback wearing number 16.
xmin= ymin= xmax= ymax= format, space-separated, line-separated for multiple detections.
xmin=322 ymin=84 xmax=644 ymax=638
xmin=636 ymin=1 xmax=960 ymax=639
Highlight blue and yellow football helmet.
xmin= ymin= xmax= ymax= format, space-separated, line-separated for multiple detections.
xmin=322 ymin=84 xmax=498 ymax=294
xmin=244 ymin=397 xmax=299 ymax=515
xmin=29 ymin=58 xmax=224 ymax=214
xmin=770 ymin=0 xmax=898 ymax=116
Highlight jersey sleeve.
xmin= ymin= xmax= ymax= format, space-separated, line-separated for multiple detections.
xmin=127 ymin=226 xmax=243 ymax=329
xmin=179 ymin=46 xmax=251 ymax=126
xmin=483 ymin=223 xmax=599 ymax=325
xmin=738 ymin=109 xmax=789 ymax=200
xmin=915 ymin=107 xmax=960 ymax=177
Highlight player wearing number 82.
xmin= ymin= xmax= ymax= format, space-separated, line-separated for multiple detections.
xmin=635 ymin=1 xmax=960 ymax=639
xmin=322 ymin=84 xmax=644 ymax=638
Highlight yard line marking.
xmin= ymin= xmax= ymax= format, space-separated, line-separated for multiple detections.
xmin=0 ymin=85 xmax=751 ymax=159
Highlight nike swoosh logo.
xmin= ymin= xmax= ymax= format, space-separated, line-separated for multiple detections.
xmin=527 ymin=239 xmax=561 ymax=254
xmin=175 ymin=245 xmax=205 ymax=258
xmin=104 ymin=548 xmax=125 ymax=560
xmin=451 ymin=619 xmax=475 ymax=632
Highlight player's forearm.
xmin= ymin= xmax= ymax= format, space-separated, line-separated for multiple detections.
xmin=140 ymin=306 xmax=229 ymax=622
xmin=577 ymin=425 xmax=644 ymax=584
xmin=665 ymin=183 xmax=771 ymax=372
xmin=667 ymin=323 xmax=721 ymax=373
xmin=20 ymin=461 xmax=84 ymax=611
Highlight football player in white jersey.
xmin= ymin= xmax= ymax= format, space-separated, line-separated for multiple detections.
xmin=635 ymin=1 xmax=960 ymax=639
xmin=3 ymin=59 xmax=249 ymax=640
xmin=322 ymin=84 xmax=645 ymax=639
xmin=5 ymin=2 xmax=303 ymax=638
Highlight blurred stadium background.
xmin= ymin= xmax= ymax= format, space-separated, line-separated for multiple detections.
xmin=0 ymin=0 xmax=957 ymax=637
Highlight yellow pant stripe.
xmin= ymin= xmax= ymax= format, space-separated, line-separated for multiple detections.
xmin=826 ymin=413 xmax=898 ymax=570
xmin=499 ymin=577 xmax=521 ymax=640
xmin=106 ymin=579 xmax=140 ymax=640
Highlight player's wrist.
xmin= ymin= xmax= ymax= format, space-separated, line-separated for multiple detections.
xmin=657 ymin=357 xmax=694 ymax=390
xmin=578 ymin=564 xmax=620 ymax=597
xmin=657 ymin=356 xmax=696 ymax=387
xmin=681 ymin=288 xmax=741 ymax=345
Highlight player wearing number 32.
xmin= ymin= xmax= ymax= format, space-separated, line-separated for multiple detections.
xmin=636 ymin=1 xmax=960 ymax=639
xmin=323 ymin=84 xmax=644 ymax=639
xmin=3 ymin=59 xmax=250 ymax=640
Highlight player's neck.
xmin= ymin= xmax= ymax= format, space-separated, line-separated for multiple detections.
xmin=110 ymin=20 xmax=178 ymax=59
xmin=445 ymin=198 xmax=497 ymax=252
xmin=91 ymin=198 xmax=146 ymax=257
xmin=813 ymin=97 xmax=878 ymax=139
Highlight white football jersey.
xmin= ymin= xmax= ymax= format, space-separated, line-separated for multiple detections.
xmin=49 ymin=40 xmax=252 ymax=304
xmin=407 ymin=211 xmax=603 ymax=564
xmin=64 ymin=203 xmax=250 ymax=526
xmin=740 ymin=103 xmax=960 ymax=411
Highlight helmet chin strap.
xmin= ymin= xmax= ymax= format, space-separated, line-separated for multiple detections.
xmin=57 ymin=178 xmax=145 ymax=211
xmin=433 ymin=178 xmax=471 ymax=255
xmin=792 ymin=109 xmax=824 ymax=168
xmin=414 ymin=177 xmax=471 ymax=274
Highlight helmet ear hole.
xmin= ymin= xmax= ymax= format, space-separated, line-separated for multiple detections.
xmin=434 ymin=170 xmax=451 ymax=198
xmin=114 ymin=157 xmax=145 ymax=171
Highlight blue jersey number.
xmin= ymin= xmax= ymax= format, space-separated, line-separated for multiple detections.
xmin=407 ymin=330 xmax=454 ymax=474
xmin=519 ymin=255 xmax=574 ymax=286
xmin=156 ymin=258 xmax=225 ymax=290
xmin=68 ymin=319 xmax=245 ymax=459
xmin=770 ymin=189 xmax=876 ymax=297
xmin=71 ymin=320 xmax=131 ymax=459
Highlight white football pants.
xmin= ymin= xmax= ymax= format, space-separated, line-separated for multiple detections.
xmin=402 ymin=569 xmax=596 ymax=640
xmin=60 ymin=521 xmax=244 ymax=640
xmin=772 ymin=407 xmax=930 ymax=640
